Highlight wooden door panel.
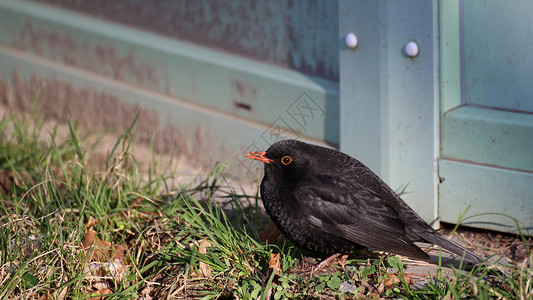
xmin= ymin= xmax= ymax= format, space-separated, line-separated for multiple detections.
xmin=464 ymin=0 xmax=533 ymax=112
xmin=439 ymin=1 xmax=533 ymax=234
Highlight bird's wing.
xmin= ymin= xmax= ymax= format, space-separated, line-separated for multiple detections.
xmin=297 ymin=178 xmax=429 ymax=259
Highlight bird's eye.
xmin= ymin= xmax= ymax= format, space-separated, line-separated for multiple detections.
xmin=281 ymin=156 xmax=292 ymax=165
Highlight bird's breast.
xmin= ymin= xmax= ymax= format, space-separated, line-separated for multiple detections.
xmin=261 ymin=181 xmax=360 ymax=256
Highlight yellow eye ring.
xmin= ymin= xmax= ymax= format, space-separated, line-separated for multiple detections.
xmin=281 ymin=156 xmax=292 ymax=165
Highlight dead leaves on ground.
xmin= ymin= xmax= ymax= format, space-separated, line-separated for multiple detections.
xmin=78 ymin=198 xmax=159 ymax=298
xmin=77 ymin=197 xmax=166 ymax=298
xmin=198 ymin=238 xmax=213 ymax=278
xmin=384 ymin=273 xmax=414 ymax=286
xmin=81 ymin=229 xmax=129 ymax=299
xmin=269 ymin=253 xmax=281 ymax=276
xmin=6 ymin=197 xmax=419 ymax=299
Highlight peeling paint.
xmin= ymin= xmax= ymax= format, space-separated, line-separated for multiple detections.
xmin=15 ymin=21 xmax=161 ymax=89
xmin=32 ymin=0 xmax=339 ymax=80
xmin=0 ymin=0 xmax=340 ymax=173
xmin=0 ymin=1 xmax=340 ymax=144
xmin=1 ymin=72 xmax=189 ymax=157
xmin=230 ymin=79 xmax=256 ymax=111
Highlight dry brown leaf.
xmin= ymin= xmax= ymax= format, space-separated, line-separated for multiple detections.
xmin=269 ymin=253 xmax=281 ymax=276
xmin=198 ymin=238 xmax=212 ymax=278
xmin=384 ymin=273 xmax=414 ymax=286
xmin=29 ymin=293 xmax=47 ymax=300
xmin=82 ymin=230 xmax=126 ymax=262
xmin=81 ymin=230 xmax=129 ymax=282
xmin=85 ymin=217 xmax=98 ymax=229
xmin=82 ymin=229 xmax=98 ymax=249
xmin=377 ymin=281 xmax=385 ymax=294
xmin=88 ymin=288 xmax=113 ymax=300
xmin=56 ymin=286 xmax=68 ymax=300
xmin=111 ymin=244 xmax=127 ymax=262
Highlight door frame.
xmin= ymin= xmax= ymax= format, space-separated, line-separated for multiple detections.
xmin=339 ymin=0 xmax=533 ymax=234
xmin=439 ymin=0 xmax=533 ymax=234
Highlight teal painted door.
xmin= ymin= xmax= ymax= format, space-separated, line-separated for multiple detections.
xmin=340 ymin=0 xmax=533 ymax=235
xmin=339 ymin=0 xmax=439 ymax=224
xmin=439 ymin=1 xmax=533 ymax=235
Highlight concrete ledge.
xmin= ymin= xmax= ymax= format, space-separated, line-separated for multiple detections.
xmin=0 ymin=45 xmax=309 ymax=178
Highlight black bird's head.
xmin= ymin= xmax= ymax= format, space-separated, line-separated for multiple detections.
xmin=245 ymin=140 xmax=336 ymax=182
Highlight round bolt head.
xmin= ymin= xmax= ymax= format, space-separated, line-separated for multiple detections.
xmin=345 ymin=32 xmax=358 ymax=49
xmin=405 ymin=41 xmax=419 ymax=57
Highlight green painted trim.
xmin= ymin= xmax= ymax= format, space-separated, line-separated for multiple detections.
xmin=439 ymin=0 xmax=462 ymax=113
xmin=439 ymin=159 xmax=533 ymax=235
xmin=0 ymin=45 xmax=306 ymax=178
xmin=441 ymin=106 xmax=533 ymax=172
xmin=0 ymin=0 xmax=339 ymax=144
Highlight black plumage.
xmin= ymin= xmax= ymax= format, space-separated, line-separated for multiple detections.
xmin=245 ymin=139 xmax=480 ymax=263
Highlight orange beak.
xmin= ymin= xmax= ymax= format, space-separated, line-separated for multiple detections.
xmin=245 ymin=151 xmax=274 ymax=164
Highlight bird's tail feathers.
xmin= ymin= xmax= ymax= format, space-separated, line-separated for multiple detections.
xmin=422 ymin=232 xmax=481 ymax=264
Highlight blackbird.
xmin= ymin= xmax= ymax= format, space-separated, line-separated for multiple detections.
xmin=245 ymin=139 xmax=480 ymax=263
